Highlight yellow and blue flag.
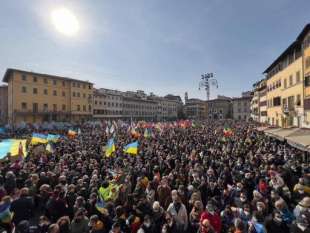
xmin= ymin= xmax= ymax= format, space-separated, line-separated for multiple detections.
xmin=0 ymin=139 xmax=27 ymax=159
xmin=31 ymin=133 xmax=48 ymax=145
xmin=0 ymin=203 xmax=13 ymax=224
xmin=47 ymin=134 xmax=60 ymax=143
xmin=95 ymin=198 xmax=106 ymax=214
xmin=105 ymin=138 xmax=116 ymax=157
xmin=123 ymin=141 xmax=138 ymax=155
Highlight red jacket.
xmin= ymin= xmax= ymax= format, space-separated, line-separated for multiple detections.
xmin=200 ymin=211 xmax=222 ymax=233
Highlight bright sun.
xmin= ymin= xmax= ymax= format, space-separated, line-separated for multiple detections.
xmin=51 ymin=8 xmax=79 ymax=37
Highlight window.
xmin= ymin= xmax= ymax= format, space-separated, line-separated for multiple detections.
xmin=22 ymin=86 xmax=27 ymax=93
xmin=62 ymin=91 xmax=66 ymax=97
xmin=43 ymin=104 xmax=48 ymax=111
xmin=33 ymin=103 xmax=38 ymax=112
xmin=22 ymin=74 xmax=27 ymax=81
xmin=83 ymin=105 xmax=86 ymax=112
xmin=77 ymin=83 xmax=80 ymax=88
xmin=21 ymin=102 xmax=27 ymax=110
xmin=73 ymin=92 xmax=76 ymax=97
xmin=296 ymin=94 xmax=301 ymax=106
xmin=53 ymin=104 xmax=57 ymax=111
xmin=95 ymin=101 xmax=98 ymax=105
xmin=33 ymin=88 xmax=38 ymax=94
xmin=44 ymin=89 xmax=48 ymax=95
xmin=72 ymin=82 xmax=76 ymax=87
xmin=306 ymin=57 xmax=310 ymax=69
xmin=89 ymin=105 xmax=92 ymax=112
xmin=282 ymin=98 xmax=287 ymax=107
xmin=77 ymin=92 xmax=80 ymax=97
xmin=44 ymin=78 xmax=48 ymax=84
xmin=53 ymin=90 xmax=57 ymax=96
xmin=33 ymin=76 xmax=37 ymax=82
xmin=273 ymin=97 xmax=281 ymax=106
xmin=289 ymin=75 xmax=293 ymax=86
xmin=62 ymin=81 xmax=65 ymax=87
xmin=62 ymin=104 xmax=66 ymax=111
xmin=305 ymin=76 xmax=310 ymax=87
xmin=284 ymin=79 xmax=287 ymax=88
xmin=296 ymin=71 xmax=301 ymax=83
xmin=53 ymin=80 xmax=57 ymax=85
xmin=77 ymin=105 xmax=80 ymax=111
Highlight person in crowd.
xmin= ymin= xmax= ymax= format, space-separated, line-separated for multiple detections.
xmin=0 ymin=120 xmax=308 ymax=233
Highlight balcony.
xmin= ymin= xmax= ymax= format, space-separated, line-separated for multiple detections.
xmin=14 ymin=109 xmax=70 ymax=115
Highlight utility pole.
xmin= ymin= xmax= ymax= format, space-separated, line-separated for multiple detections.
xmin=199 ymin=73 xmax=218 ymax=100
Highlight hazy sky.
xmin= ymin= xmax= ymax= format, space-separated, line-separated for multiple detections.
xmin=0 ymin=0 xmax=309 ymax=100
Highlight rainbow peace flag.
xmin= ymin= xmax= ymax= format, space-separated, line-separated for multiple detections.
xmin=223 ymin=127 xmax=233 ymax=137
xmin=31 ymin=133 xmax=48 ymax=145
xmin=105 ymin=138 xmax=116 ymax=157
xmin=123 ymin=141 xmax=138 ymax=155
xmin=0 ymin=139 xmax=27 ymax=159
xmin=0 ymin=203 xmax=13 ymax=224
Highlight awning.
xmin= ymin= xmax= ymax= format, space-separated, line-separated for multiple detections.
xmin=285 ymin=129 xmax=310 ymax=152
xmin=264 ymin=127 xmax=300 ymax=141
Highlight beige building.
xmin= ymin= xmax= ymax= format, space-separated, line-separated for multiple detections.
xmin=302 ymin=24 xmax=310 ymax=128
xmin=93 ymin=88 xmax=123 ymax=119
xmin=184 ymin=92 xmax=206 ymax=119
xmin=251 ymin=79 xmax=267 ymax=123
xmin=0 ymin=85 xmax=8 ymax=124
xmin=2 ymin=68 xmax=93 ymax=125
xmin=206 ymin=97 xmax=232 ymax=120
xmin=264 ymin=27 xmax=306 ymax=127
xmin=232 ymin=96 xmax=252 ymax=121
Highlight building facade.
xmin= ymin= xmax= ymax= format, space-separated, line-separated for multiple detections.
xmin=264 ymin=34 xmax=304 ymax=127
xmin=232 ymin=96 xmax=252 ymax=121
xmin=258 ymin=79 xmax=268 ymax=123
xmin=93 ymin=89 xmax=181 ymax=121
xmin=251 ymin=82 xmax=260 ymax=122
xmin=2 ymin=69 xmax=93 ymax=125
xmin=206 ymin=98 xmax=232 ymax=120
xmin=0 ymin=85 xmax=8 ymax=125
xmin=184 ymin=92 xmax=206 ymax=119
xmin=93 ymin=89 xmax=123 ymax=120
xmin=302 ymin=25 xmax=310 ymax=128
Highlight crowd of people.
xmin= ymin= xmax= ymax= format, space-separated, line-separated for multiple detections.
xmin=0 ymin=120 xmax=309 ymax=233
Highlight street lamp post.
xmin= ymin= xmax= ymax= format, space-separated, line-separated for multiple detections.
xmin=199 ymin=73 xmax=218 ymax=100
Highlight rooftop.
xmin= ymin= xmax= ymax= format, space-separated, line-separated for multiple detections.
xmin=263 ymin=23 xmax=310 ymax=75
xmin=2 ymin=68 xmax=93 ymax=84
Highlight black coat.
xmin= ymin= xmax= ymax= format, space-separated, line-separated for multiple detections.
xmin=11 ymin=196 xmax=34 ymax=224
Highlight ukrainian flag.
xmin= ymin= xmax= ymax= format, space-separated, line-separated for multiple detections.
xmin=31 ymin=133 xmax=48 ymax=145
xmin=95 ymin=198 xmax=106 ymax=214
xmin=47 ymin=134 xmax=60 ymax=142
xmin=123 ymin=141 xmax=138 ymax=155
xmin=0 ymin=203 xmax=13 ymax=224
xmin=0 ymin=139 xmax=27 ymax=159
xmin=105 ymin=138 xmax=116 ymax=157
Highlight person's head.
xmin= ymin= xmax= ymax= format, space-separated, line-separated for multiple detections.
xmin=298 ymin=197 xmax=310 ymax=212
xmin=111 ymin=222 xmax=121 ymax=233
xmin=48 ymin=224 xmax=59 ymax=233
xmin=297 ymin=211 xmax=310 ymax=228
xmin=16 ymin=220 xmax=30 ymax=233
xmin=165 ymin=212 xmax=173 ymax=226
xmin=171 ymin=190 xmax=179 ymax=202
xmin=206 ymin=201 xmax=215 ymax=214
xmin=115 ymin=205 xmax=124 ymax=218
xmin=74 ymin=209 xmax=84 ymax=222
xmin=57 ymin=216 xmax=70 ymax=233
xmin=89 ymin=215 xmax=99 ymax=228
xmin=194 ymin=200 xmax=203 ymax=211
xmin=153 ymin=201 xmax=161 ymax=213
xmin=275 ymin=199 xmax=285 ymax=211
xmin=143 ymin=215 xmax=151 ymax=228
xmin=20 ymin=187 xmax=29 ymax=197
xmin=272 ymin=210 xmax=283 ymax=224
xmin=234 ymin=218 xmax=244 ymax=231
